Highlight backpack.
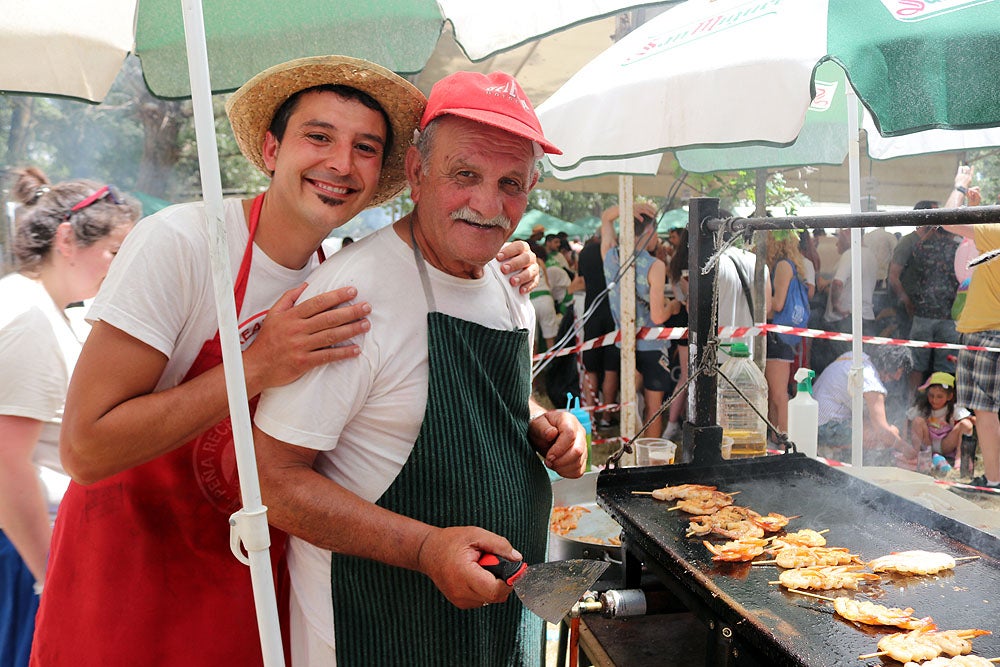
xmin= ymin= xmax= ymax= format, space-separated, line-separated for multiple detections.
xmin=544 ymin=309 xmax=581 ymax=408
xmin=772 ymin=259 xmax=809 ymax=346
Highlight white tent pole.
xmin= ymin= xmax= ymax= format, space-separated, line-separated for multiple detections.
xmin=847 ymin=86 xmax=864 ymax=468
xmin=179 ymin=1 xmax=284 ymax=665
xmin=619 ymin=176 xmax=638 ymax=457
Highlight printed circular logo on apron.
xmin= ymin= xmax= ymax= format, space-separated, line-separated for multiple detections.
xmin=193 ymin=419 xmax=242 ymax=514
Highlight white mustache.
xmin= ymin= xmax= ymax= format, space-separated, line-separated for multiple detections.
xmin=451 ymin=206 xmax=511 ymax=230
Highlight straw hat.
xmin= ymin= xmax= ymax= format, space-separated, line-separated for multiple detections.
xmin=226 ymin=55 xmax=426 ymax=208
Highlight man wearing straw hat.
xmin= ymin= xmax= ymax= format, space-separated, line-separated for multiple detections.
xmin=31 ymin=56 xmax=538 ymax=666
xmin=253 ymin=70 xmax=587 ymax=666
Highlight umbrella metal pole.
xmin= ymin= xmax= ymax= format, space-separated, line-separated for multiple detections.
xmin=180 ymin=2 xmax=284 ymax=665
xmin=848 ymin=88 xmax=864 ymax=467
xmin=685 ymin=198 xmax=723 ymax=465
xmin=752 ymin=170 xmax=767 ymax=373
xmin=618 ymin=177 xmax=638 ymax=454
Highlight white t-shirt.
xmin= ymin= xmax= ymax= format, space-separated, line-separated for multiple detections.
xmin=717 ymin=247 xmax=768 ymax=357
xmin=255 ymin=223 xmax=535 ymax=650
xmin=815 ymin=236 xmax=841 ymax=280
xmin=89 ymin=199 xmax=318 ymax=390
xmin=0 ymin=273 xmax=81 ymax=515
xmin=824 ymin=245 xmax=877 ymax=321
xmin=547 ymin=264 xmax=571 ymax=306
xmin=814 ymin=352 xmax=886 ymax=425
xmin=865 ymin=228 xmax=898 ymax=283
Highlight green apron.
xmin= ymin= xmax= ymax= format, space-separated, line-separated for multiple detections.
xmin=329 ymin=232 xmax=551 ymax=666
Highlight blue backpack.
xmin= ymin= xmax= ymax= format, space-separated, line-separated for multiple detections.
xmin=772 ymin=260 xmax=809 ymax=346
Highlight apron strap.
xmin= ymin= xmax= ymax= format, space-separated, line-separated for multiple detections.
xmin=410 ymin=218 xmax=438 ymax=313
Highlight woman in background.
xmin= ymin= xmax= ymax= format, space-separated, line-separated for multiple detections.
xmin=0 ymin=168 xmax=139 ymax=666
xmin=764 ymin=230 xmax=814 ymax=439
xmin=664 ymin=228 xmax=690 ymax=441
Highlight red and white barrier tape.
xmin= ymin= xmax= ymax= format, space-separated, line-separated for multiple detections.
xmin=934 ymin=479 xmax=1000 ymax=494
xmin=532 ymin=323 xmax=1000 ymax=362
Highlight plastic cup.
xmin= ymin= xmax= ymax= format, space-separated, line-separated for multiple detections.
xmin=633 ymin=438 xmax=677 ymax=466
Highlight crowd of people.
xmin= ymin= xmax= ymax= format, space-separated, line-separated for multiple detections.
xmin=2 ymin=49 xmax=999 ymax=667
xmin=526 ymin=165 xmax=999 ymax=491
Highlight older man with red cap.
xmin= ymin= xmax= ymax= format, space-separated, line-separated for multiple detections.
xmin=253 ymin=70 xmax=587 ymax=666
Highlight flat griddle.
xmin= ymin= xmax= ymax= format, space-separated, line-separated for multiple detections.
xmin=597 ymin=454 xmax=1000 ymax=666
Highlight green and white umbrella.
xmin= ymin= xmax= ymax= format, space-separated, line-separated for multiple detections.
xmin=513 ymin=209 xmax=588 ymax=239
xmin=538 ymin=0 xmax=1000 ymax=174
xmin=0 ymin=0 xmax=674 ymax=103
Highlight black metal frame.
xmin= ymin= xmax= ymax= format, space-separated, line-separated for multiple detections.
xmin=684 ymin=198 xmax=999 ymax=462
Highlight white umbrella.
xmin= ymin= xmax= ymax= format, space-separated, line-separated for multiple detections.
xmin=0 ymin=0 xmax=678 ymax=103
xmin=536 ymin=0 xmax=1000 ymax=464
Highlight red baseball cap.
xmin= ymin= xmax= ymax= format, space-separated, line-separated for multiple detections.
xmin=420 ymin=71 xmax=562 ymax=155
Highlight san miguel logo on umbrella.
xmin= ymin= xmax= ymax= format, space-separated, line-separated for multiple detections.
xmin=622 ymin=0 xmax=785 ymax=65
xmin=882 ymin=0 xmax=995 ymax=21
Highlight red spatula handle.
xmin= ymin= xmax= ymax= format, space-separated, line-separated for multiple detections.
xmin=478 ymin=553 xmax=527 ymax=585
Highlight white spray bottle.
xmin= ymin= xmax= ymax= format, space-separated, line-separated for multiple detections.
xmin=787 ymin=368 xmax=818 ymax=457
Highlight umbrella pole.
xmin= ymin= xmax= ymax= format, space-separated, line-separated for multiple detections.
xmin=847 ymin=87 xmax=864 ymax=468
xmin=179 ymin=1 xmax=284 ymax=665
xmin=618 ymin=176 xmax=638 ymax=453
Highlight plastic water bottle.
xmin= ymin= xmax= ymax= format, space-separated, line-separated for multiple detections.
xmin=917 ymin=446 xmax=933 ymax=474
xmin=567 ymin=394 xmax=592 ymax=471
xmin=787 ymin=368 xmax=818 ymax=457
xmin=717 ymin=343 xmax=768 ymax=458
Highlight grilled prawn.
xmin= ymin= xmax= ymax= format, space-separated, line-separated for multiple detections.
xmin=703 ymin=538 xmax=768 ymax=562
xmin=776 ymin=565 xmax=880 ymax=591
xmin=650 ymin=484 xmax=718 ymax=502
xmin=774 ymin=546 xmax=860 ymax=569
xmin=832 ymin=597 xmax=935 ymax=631
xmin=672 ymin=491 xmax=735 ymax=515
xmin=769 ymin=529 xmax=827 ymax=549
xmin=876 ymin=628 xmax=991 ymax=664
xmin=750 ymin=512 xmax=795 ymax=533
xmin=686 ymin=506 xmax=764 ymax=539
xmin=903 ymin=656 xmax=996 ymax=667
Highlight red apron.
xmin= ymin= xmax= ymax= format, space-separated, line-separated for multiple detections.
xmin=32 ymin=194 xmax=297 ymax=666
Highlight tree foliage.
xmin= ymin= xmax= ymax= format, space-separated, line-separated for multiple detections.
xmin=0 ymin=56 xmax=268 ymax=203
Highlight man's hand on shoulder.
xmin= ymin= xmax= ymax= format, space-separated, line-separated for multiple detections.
xmin=528 ymin=410 xmax=587 ymax=478
xmin=497 ymin=240 xmax=540 ymax=294
xmin=243 ymin=283 xmax=371 ymax=395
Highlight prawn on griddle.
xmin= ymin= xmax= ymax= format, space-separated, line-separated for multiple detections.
xmin=832 ymin=597 xmax=935 ymax=631
xmin=776 ymin=565 xmax=880 ymax=591
xmin=650 ymin=484 xmax=718 ymax=502
xmin=703 ymin=538 xmax=768 ymax=562
xmin=903 ymin=656 xmax=996 ymax=667
xmin=774 ymin=546 xmax=860 ymax=569
xmin=875 ymin=628 xmax=991 ymax=664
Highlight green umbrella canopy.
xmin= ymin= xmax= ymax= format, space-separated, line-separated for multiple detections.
xmin=566 ymin=211 xmax=684 ymax=237
xmin=657 ymin=208 xmax=687 ymax=231
xmin=513 ymin=209 xmax=586 ymax=239
xmin=574 ymin=216 xmax=600 ymax=235
xmin=128 ymin=190 xmax=173 ymax=218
